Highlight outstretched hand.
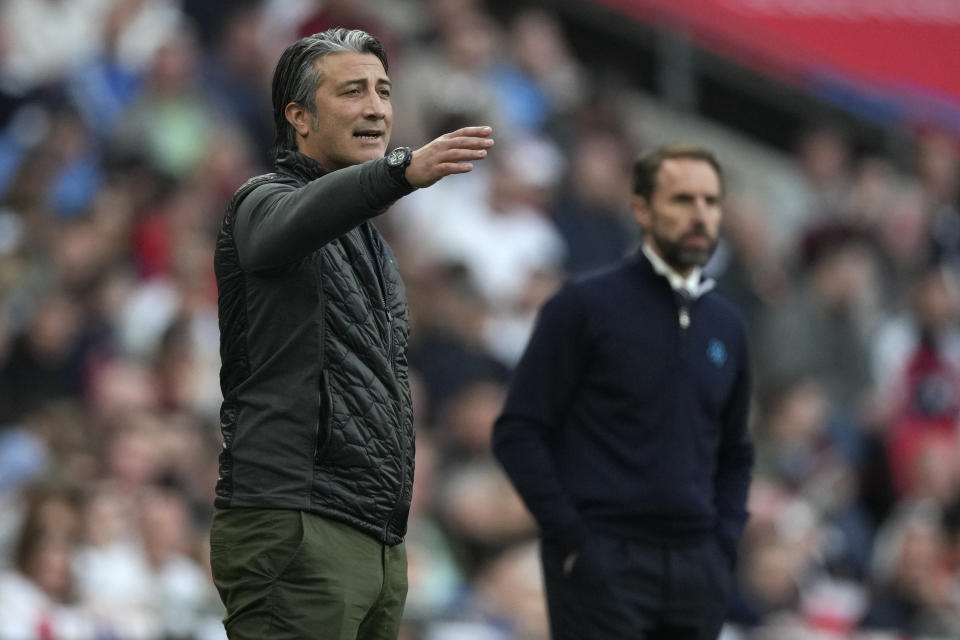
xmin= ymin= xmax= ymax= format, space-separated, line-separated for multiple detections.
xmin=404 ymin=126 xmax=494 ymax=188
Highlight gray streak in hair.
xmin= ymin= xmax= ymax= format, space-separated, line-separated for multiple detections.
xmin=271 ymin=28 xmax=389 ymax=157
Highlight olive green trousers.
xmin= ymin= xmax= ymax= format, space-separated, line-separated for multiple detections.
xmin=210 ymin=508 xmax=407 ymax=640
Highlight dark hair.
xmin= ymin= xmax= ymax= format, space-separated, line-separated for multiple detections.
xmin=13 ymin=483 xmax=83 ymax=575
xmin=632 ymin=144 xmax=724 ymax=200
xmin=799 ymin=221 xmax=869 ymax=271
xmin=271 ymin=28 xmax=389 ymax=157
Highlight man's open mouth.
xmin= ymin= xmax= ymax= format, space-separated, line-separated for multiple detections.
xmin=354 ymin=130 xmax=383 ymax=141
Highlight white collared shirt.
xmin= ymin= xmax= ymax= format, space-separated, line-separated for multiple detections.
xmin=641 ymin=242 xmax=715 ymax=299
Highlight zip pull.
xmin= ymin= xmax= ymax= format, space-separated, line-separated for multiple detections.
xmin=675 ymin=288 xmax=693 ymax=329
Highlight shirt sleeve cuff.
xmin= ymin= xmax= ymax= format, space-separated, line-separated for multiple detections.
xmin=360 ymin=156 xmax=417 ymax=211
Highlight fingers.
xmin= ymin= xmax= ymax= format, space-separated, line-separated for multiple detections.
xmin=443 ymin=125 xmax=493 ymax=139
xmin=406 ymin=126 xmax=492 ymax=187
xmin=432 ymin=132 xmax=492 ymax=175
xmin=438 ymin=147 xmax=488 ymax=163
xmin=436 ymin=162 xmax=474 ymax=176
xmin=442 ymin=136 xmax=495 ymax=151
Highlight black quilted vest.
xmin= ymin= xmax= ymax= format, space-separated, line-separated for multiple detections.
xmin=214 ymin=151 xmax=414 ymax=545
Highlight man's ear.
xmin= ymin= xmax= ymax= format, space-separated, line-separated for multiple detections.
xmin=631 ymin=195 xmax=650 ymax=230
xmin=284 ymin=102 xmax=311 ymax=138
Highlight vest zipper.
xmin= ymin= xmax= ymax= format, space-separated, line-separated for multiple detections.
xmin=314 ymin=251 xmax=327 ymax=471
xmin=358 ymin=224 xmax=394 ymax=363
xmin=359 ymin=224 xmax=406 ymax=541
xmin=382 ymin=438 xmax=409 ymax=543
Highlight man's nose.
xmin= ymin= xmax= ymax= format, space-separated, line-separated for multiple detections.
xmin=691 ymin=198 xmax=709 ymax=221
xmin=364 ymin=94 xmax=387 ymax=119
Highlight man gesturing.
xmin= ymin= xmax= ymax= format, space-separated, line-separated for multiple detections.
xmin=210 ymin=28 xmax=492 ymax=640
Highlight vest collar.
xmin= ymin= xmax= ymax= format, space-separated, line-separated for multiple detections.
xmin=275 ymin=150 xmax=328 ymax=183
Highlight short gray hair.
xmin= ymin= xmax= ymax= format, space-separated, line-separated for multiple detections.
xmin=271 ymin=28 xmax=389 ymax=157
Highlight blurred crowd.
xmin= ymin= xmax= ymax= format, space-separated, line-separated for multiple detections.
xmin=0 ymin=0 xmax=959 ymax=639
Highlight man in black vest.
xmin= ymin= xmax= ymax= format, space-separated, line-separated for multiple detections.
xmin=210 ymin=28 xmax=493 ymax=639
xmin=494 ymin=145 xmax=754 ymax=639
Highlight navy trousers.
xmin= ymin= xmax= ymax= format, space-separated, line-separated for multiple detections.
xmin=541 ymin=533 xmax=733 ymax=640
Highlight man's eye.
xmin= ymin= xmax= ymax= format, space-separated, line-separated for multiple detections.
xmin=379 ymin=89 xmax=391 ymax=98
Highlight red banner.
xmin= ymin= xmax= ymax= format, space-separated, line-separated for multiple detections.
xmin=595 ymin=0 xmax=960 ymax=118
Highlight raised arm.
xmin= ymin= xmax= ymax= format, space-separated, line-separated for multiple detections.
xmin=235 ymin=126 xmax=494 ymax=271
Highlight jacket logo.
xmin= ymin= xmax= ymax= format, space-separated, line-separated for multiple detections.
xmin=707 ymin=339 xmax=727 ymax=367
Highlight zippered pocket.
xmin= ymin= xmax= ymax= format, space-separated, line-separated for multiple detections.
xmin=315 ymin=369 xmax=333 ymax=462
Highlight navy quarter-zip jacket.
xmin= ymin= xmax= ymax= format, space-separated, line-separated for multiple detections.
xmin=493 ymin=250 xmax=754 ymax=565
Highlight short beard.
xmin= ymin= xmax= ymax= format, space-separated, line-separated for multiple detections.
xmin=650 ymin=228 xmax=717 ymax=273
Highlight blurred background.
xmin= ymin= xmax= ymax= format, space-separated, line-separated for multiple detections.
xmin=0 ymin=0 xmax=958 ymax=638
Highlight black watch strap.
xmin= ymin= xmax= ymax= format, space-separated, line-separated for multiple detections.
xmin=385 ymin=146 xmax=414 ymax=188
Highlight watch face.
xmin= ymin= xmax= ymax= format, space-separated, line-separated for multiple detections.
xmin=386 ymin=147 xmax=407 ymax=167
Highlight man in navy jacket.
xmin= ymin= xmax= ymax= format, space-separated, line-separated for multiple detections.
xmin=493 ymin=144 xmax=754 ymax=639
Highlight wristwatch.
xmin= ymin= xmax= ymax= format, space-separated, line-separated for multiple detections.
xmin=385 ymin=146 xmax=413 ymax=187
